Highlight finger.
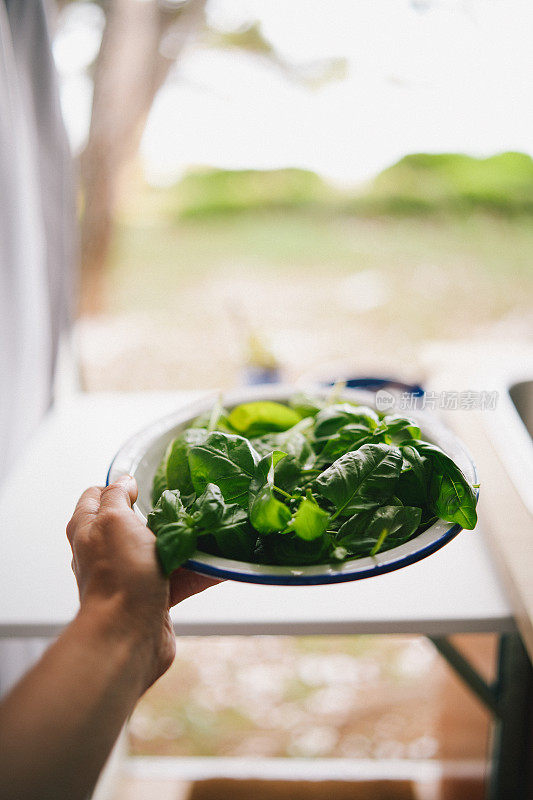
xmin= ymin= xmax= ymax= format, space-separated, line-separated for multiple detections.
xmin=66 ymin=486 xmax=102 ymax=543
xmin=98 ymin=475 xmax=138 ymax=514
xmin=168 ymin=568 xmax=222 ymax=607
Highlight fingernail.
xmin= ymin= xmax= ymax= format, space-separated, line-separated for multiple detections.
xmin=116 ymin=474 xmax=136 ymax=486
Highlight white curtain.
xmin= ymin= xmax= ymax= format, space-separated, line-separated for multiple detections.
xmin=0 ymin=0 xmax=75 ymax=485
xmin=0 ymin=0 xmax=75 ymax=694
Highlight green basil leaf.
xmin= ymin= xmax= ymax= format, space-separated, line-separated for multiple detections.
xmin=396 ymin=444 xmax=429 ymax=507
xmin=147 ymin=489 xmax=188 ymax=535
xmin=315 ymin=443 xmax=402 ymax=518
xmin=274 ymin=454 xmax=309 ymax=493
xmin=411 ymin=440 xmax=478 ymax=529
xmin=151 ymin=455 xmax=169 ymax=506
xmin=147 ymin=491 xmax=198 ymax=574
xmin=315 ymin=423 xmax=375 ymax=464
xmin=261 ymin=531 xmax=332 ymax=565
xmin=402 ymin=444 xmax=427 ymax=486
xmin=151 ymin=429 xmax=209 ymax=505
xmin=165 ymin=428 xmax=209 ymax=496
xmin=211 ymin=506 xmax=256 ymax=560
xmin=248 ymin=452 xmax=291 ymax=534
xmin=155 ymin=522 xmax=198 ymax=576
xmin=252 ymin=422 xmax=315 ymax=491
xmin=381 ymin=415 xmax=421 ymax=442
xmin=288 ymin=491 xmax=330 ymax=541
xmin=248 ymin=450 xmax=288 ymax=497
xmin=431 ymin=468 xmax=478 ymax=529
xmin=228 ymin=401 xmax=302 ymax=436
xmin=191 ymin=483 xmax=256 ymax=560
xmin=250 ymin=485 xmax=291 ymax=534
xmin=337 ymin=505 xmax=422 ymax=557
xmin=188 ymin=431 xmax=261 ymax=508
xmin=396 ymin=469 xmax=425 ymax=509
xmin=192 ymin=482 xmax=227 ymax=530
xmin=192 ymin=401 xmax=234 ymax=433
xmin=252 ymin=418 xmax=315 ymax=463
xmin=288 ymin=393 xmax=326 ymax=418
xmin=314 ymin=404 xmax=379 ymax=438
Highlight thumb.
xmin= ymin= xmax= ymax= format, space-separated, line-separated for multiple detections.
xmin=99 ymin=475 xmax=138 ymax=513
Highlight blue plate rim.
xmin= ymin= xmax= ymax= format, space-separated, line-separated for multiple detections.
xmin=183 ymin=521 xmax=464 ymax=585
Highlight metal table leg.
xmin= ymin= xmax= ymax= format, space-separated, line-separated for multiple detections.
xmin=489 ymin=633 xmax=533 ymax=800
xmin=429 ymin=633 xmax=533 ymax=800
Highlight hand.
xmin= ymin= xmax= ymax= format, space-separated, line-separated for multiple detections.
xmin=66 ymin=476 xmax=218 ymax=690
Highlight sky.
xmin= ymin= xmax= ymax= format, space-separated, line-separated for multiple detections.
xmin=54 ymin=0 xmax=533 ymax=186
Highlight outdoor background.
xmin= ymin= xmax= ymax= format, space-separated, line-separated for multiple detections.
xmin=52 ymin=0 xmax=531 ymax=782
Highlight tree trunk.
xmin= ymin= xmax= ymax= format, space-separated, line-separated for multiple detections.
xmin=79 ymin=0 xmax=205 ymax=315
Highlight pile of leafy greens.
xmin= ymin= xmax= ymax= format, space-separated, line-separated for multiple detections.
xmin=148 ymin=395 xmax=478 ymax=575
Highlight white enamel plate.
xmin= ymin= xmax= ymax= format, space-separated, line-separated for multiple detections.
xmin=107 ymin=385 xmax=478 ymax=585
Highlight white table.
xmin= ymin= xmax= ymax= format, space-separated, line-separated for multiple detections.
xmin=0 ymin=392 xmax=527 ymax=800
xmin=0 ymin=391 xmax=514 ymax=638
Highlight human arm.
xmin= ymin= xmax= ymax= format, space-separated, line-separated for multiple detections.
xmin=0 ymin=476 xmax=217 ymax=800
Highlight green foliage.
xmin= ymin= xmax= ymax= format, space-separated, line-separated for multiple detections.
xmin=160 ymin=428 xmax=209 ymax=501
xmin=379 ymin=415 xmax=421 ymax=443
xmin=315 ymin=443 xmax=403 ymax=519
xmin=316 ymin=424 xmax=377 ymax=466
xmin=253 ymin=421 xmax=316 ymax=492
xmin=155 ymin=522 xmax=198 ymax=575
xmin=151 ymin=456 xmax=169 ymax=506
xmin=337 ymin=505 xmax=422 ymax=557
xmin=249 ymin=451 xmax=291 ymax=534
xmin=356 ymin=151 xmax=533 ymax=217
xmin=287 ymin=491 xmax=330 ymax=541
xmin=228 ymin=400 xmax=302 ymax=436
xmin=148 ymin=489 xmax=188 ymax=533
xmin=148 ymin=490 xmax=197 ymax=575
xmin=410 ymin=440 xmax=478 ymax=529
xmin=313 ymin=404 xmax=379 ymax=439
xmin=260 ymin=531 xmax=333 ymax=566
xmin=250 ymin=484 xmax=292 ymax=535
xmin=248 ymin=450 xmax=289 ymax=496
xmin=289 ymin=394 xmax=326 ymax=418
xmin=147 ymin=397 xmax=478 ymax=570
xmin=163 ymin=152 xmax=533 ymax=222
xmin=402 ymin=444 xmax=427 ymax=484
xmin=174 ymin=168 xmax=332 ymax=219
xmin=192 ymin=484 xmax=255 ymax=561
xmin=188 ymin=431 xmax=260 ymax=508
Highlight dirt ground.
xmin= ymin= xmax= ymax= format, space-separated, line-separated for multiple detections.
xmin=127 ymin=634 xmax=494 ymax=764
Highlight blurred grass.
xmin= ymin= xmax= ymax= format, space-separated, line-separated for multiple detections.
xmin=110 ymin=204 xmax=533 ymax=315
